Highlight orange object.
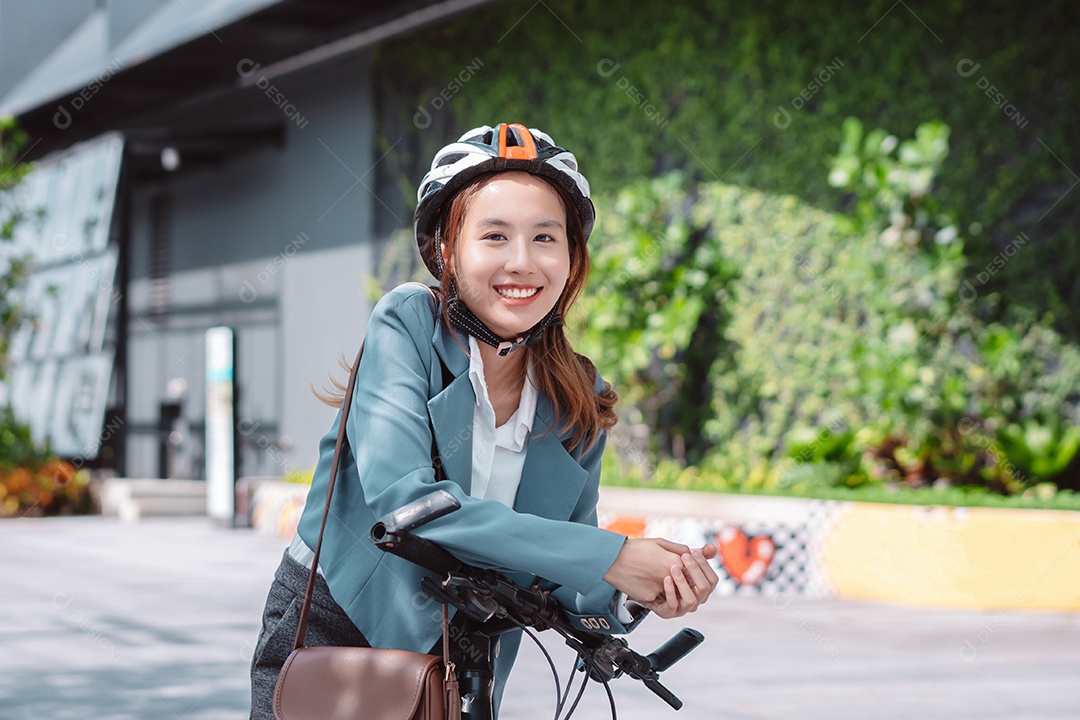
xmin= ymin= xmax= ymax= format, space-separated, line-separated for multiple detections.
xmin=717 ymin=526 xmax=775 ymax=585
xmin=498 ymin=123 xmax=538 ymax=160
xmin=604 ymin=516 xmax=647 ymax=538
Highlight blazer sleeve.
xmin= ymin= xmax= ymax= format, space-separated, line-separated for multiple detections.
xmin=344 ymin=286 xmax=625 ymax=597
xmin=549 ymin=423 xmax=630 ymax=615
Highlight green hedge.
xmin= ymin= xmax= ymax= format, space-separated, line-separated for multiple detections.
xmin=580 ymin=118 xmax=1080 ymax=497
xmin=375 ymin=0 xmax=1078 ymax=336
xmin=372 ymin=0 xmax=1080 ymax=499
xmin=601 ymin=453 xmax=1080 ymax=511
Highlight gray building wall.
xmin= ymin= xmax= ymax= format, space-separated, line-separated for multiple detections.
xmin=106 ymin=0 xmax=170 ymax=50
xmin=125 ymin=51 xmax=377 ymax=480
xmin=0 ymin=0 xmax=97 ymax=98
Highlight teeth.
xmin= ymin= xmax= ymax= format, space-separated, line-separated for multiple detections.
xmin=496 ymin=287 xmax=539 ymax=299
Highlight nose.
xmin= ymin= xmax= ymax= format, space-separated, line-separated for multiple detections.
xmin=504 ymin=236 xmax=537 ymax=275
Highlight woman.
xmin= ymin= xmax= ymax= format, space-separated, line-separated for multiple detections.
xmin=250 ymin=123 xmax=718 ymax=718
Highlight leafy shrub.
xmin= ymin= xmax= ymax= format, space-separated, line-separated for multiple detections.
xmin=573 ymin=172 xmax=737 ymax=464
xmin=580 ymin=119 xmax=1080 ymax=497
xmin=283 ymin=468 xmax=314 ymax=485
xmin=1 ymin=115 xmax=32 ymax=381
xmin=376 ymin=0 xmax=1079 ymax=340
xmin=0 ymin=407 xmax=93 ymax=517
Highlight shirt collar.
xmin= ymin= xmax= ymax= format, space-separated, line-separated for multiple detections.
xmin=467 ymin=336 xmax=537 ymax=449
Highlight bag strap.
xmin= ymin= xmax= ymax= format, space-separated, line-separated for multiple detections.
xmin=292 ymin=286 xmax=454 ymax=662
xmin=291 ymin=336 xmax=364 ymax=652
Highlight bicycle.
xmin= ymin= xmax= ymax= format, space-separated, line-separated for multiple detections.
xmin=370 ymin=489 xmax=705 ymax=720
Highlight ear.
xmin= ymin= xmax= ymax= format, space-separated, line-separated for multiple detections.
xmin=441 ymin=241 xmax=455 ymax=275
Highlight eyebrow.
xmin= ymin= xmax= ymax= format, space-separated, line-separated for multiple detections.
xmin=475 ymin=217 xmax=565 ymax=230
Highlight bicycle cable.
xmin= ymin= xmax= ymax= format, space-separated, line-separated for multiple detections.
xmin=559 ymin=660 xmax=590 ymax=720
xmin=555 ymin=654 xmax=578 ymax=720
xmin=557 ymin=656 xmax=583 ymax=720
xmin=509 ymin=616 xmax=564 ymax=720
xmin=600 ymin=670 xmax=618 ymax=720
xmin=545 ymin=622 xmax=619 ymax=720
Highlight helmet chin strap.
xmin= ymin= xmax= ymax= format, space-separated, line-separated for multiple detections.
xmin=446 ymin=286 xmax=562 ymax=357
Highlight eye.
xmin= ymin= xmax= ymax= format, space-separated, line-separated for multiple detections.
xmin=483 ymin=233 xmax=507 ymax=242
xmin=534 ymin=234 xmax=556 ymax=243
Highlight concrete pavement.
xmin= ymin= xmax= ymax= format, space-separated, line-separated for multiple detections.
xmin=2 ymin=516 xmax=1077 ymax=720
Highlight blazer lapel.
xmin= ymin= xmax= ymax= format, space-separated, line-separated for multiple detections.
xmin=513 ymin=393 xmax=589 ymax=522
xmin=427 ymin=318 xmax=474 ymax=494
xmin=430 ymin=302 xmax=470 ymax=379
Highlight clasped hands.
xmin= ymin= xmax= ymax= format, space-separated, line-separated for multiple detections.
xmin=602 ymin=537 xmax=719 ymax=619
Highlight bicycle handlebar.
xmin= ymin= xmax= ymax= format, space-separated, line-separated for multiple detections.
xmin=371 ymin=520 xmax=462 ymax=577
xmin=371 ymin=490 xmax=704 ymax=713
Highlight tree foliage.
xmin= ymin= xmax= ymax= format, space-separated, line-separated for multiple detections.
xmin=370 ymin=0 xmax=1080 ymax=497
xmin=0 ymin=115 xmax=31 ymax=381
xmin=575 ymin=119 xmax=1080 ymax=495
xmin=376 ymin=0 xmax=1079 ymax=339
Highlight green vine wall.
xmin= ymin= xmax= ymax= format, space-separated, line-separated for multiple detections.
xmin=373 ymin=0 xmax=1079 ymax=336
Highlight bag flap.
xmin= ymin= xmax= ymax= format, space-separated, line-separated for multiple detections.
xmin=274 ymin=646 xmax=444 ymax=720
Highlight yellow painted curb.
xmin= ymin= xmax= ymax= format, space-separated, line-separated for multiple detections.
xmin=822 ymin=503 xmax=1080 ymax=611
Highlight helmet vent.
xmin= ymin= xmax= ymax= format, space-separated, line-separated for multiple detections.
xmin=437 ymin=152 xmax=468 ymax=167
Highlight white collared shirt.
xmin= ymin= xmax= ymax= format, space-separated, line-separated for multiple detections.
xmin=466 ymin=336 xmax=538 ymax=507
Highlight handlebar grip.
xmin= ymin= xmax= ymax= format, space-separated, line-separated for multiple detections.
xmin=375 ymin=490 xmax=461 ymax=535
xmin=647 ymin=628 xmax=704 ymax=672
xmin=371 ymin=526 xmax=462 ymax=577
xmin=644 ymin=678 xmax=683 ymax=711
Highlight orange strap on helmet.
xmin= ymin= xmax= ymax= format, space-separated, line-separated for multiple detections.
xmin=497 ymin=123 xmax=538 ymax=160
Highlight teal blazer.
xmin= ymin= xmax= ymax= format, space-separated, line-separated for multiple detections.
xmin=296 ymin=283 xmax=627 ymax=713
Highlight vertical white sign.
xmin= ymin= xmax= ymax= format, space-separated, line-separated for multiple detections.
xmin=205 ymin=327 xmax=235 ymax=521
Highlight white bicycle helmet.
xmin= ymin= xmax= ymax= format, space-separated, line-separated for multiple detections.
xmin=414 ymin=123 xmax=595 ymax=278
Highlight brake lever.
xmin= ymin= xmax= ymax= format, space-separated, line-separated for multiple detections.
xmin=568 ymin=638 xmax=683 ymax=709
xmin=585 ymin=629 xmax=704 ymax=710
xmin=643 ymin=678 xmax=683 ymax=710
xmin=609 ymin=644 xmax=685 ymax=710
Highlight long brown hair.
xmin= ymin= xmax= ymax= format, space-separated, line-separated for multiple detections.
xmin=317 ymin=171 xmax=618 ymax=452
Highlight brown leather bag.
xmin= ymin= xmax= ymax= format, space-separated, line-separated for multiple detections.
xmin=273 ymin=326 xmax=461 ymax=720
xmin=273 ymin=643 xmax=449 ymax=720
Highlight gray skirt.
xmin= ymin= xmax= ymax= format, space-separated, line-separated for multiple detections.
xmin=249 ymin=551 xmax=373 ymax=720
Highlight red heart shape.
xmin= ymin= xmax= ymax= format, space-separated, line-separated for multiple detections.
xmin=717 ymin=526 xmax=775 ymax=586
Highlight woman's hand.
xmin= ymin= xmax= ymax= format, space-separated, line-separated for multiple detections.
xmin=640 ymin=544 xmax=720 ymax=620
xmin=602 ymin=537 xmax=691 ymax=603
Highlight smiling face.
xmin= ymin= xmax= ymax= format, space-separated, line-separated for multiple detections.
xmin=448 ymin=172 xmax=571 ymax=338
